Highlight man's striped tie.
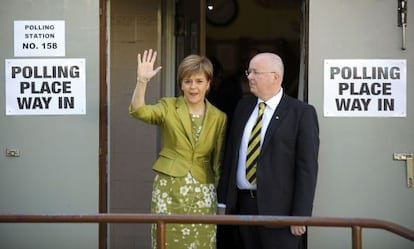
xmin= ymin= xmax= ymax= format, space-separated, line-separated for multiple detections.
xmin=246 ymin=102 xmax=266 ymax=184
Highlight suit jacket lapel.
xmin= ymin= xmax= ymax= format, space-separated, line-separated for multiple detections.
xmin=234 ymin=97 xmax=257 ymax=147
xmin=176 ymin=96 xmax=195 ymax=148
xmin=261 ymin=94 xmax=289 ymax=151
xmin=197 ymin=100 xmax=213 ymax=145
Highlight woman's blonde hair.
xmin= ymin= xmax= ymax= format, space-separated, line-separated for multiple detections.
xmin=177 ymin=55 xmax=213 ymax=88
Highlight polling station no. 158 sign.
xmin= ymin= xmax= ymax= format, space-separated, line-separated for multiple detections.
xmin=324 ymin=59 xmax=406 ymax=117
xmin=14 ymin=20 xmax=65 ymax=57
xmin=5 ymin=59 xmax=86 ymax=115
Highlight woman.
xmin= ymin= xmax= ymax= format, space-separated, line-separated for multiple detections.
xmin=129 ymin=49 xmax=227 ymax=249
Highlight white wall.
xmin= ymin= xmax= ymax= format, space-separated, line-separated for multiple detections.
xmin=0 ymin=1 xmax=100 ymax=248
xmin=308 ymin=1 xmax=413 ymax=248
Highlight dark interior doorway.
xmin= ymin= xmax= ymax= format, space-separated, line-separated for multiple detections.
xmin=205 ymin=0 xmax=303 ymax=97
xmin=204 ymin=0 xmax=304 ymax=131
xmin=204 ymin=1 xmax=305 ymax=249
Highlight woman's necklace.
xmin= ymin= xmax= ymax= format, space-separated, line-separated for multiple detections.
xmin=190 ymin=113 xmax=204 ymax=142
xmin=188 ymin=103 xmax=205 ymax=117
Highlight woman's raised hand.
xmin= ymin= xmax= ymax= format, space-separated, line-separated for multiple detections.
xmin=137 ymin=49 xmax=162 ymax=83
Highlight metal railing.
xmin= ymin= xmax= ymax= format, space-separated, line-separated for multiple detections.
xmin=1 ymin=214 xmax=413 ymax=249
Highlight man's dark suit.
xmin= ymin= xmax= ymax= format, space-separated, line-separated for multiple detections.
xmin=217 ymin=93 xmax=319 ymax=248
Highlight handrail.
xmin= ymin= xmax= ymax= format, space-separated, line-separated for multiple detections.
xmin=0 ymin=214 xmax=413 ymax=249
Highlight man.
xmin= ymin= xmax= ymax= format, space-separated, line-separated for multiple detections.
xmin=217 ymin=52 xmax=319 ymax=249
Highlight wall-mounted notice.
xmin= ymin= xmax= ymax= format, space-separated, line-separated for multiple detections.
xmin=324 ymin=59 xmax=406 ymax=117
xmin=5 ymin=59 xmax=86 ymax=115
xmin=14 ymin=20 xmax=65 ymax=57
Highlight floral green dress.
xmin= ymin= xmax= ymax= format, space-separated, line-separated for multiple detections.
xmin=151 ymin=114 xmax=217 ymax=249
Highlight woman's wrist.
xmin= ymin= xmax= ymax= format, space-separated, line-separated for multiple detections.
xmin=137 ymin=77 xmax=149 ymax=84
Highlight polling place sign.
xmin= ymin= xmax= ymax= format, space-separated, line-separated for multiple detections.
xmin=324 ymin=59 xmax=406 ymax=117
xmin=5 ymin=59 xmax=86 ymax=115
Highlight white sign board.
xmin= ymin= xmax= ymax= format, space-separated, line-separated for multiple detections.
xmin=14 ymin=20 xmax=65 ymax=57
xmin=5 ymin=59 xmax=86 ymax=115
xmin=324 ymin=59 xmax=406 ymax=117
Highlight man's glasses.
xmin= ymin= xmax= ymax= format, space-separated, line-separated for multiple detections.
xmin=245 ymin=70 xmax=276 ymax=76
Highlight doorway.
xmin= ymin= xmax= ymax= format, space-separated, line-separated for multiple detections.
xmin=203 ymin=0 xmax=305 ymax=128
xmin=202 ymin=1 xmax=307 ymax=248
xmin=105 ymin=1 xmax=307 ymax=248
xmin=205 ymin=0 xmax=304 ymax=97
xmin=165 ymin=2 xmax=307 ymax=249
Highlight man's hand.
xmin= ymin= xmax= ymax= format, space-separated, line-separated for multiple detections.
xmin=290 ymin=225 xmax=306 ymax=236
xmin=217 ymin=207 xmax=226 ymax=215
